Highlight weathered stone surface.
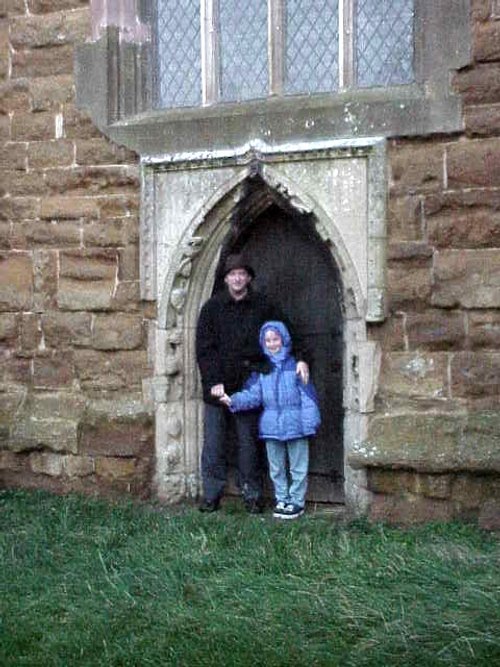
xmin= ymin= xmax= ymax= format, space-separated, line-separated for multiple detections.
xmin=27 ymin=140 xmax=73 ymax=169
xmin=76 ymin=138 xmax=138 ymax=166
xmin=118 ymin=245 xmax=139 ymax=281
xmin=465 ymin=104 xmax=500 ymax=137
xmin=28 ymin=0 xmax=89 ymax=12
xmin=45 ymin=165 xmax=140 ymax=196
xmin=95 ymin=457 xmax=137 ymax=481
xmin=10 ymin=9 xmax=89 ymax=49
xmin=389 ymin=141 xmax=444 ymax=194
xmin=0 ymin=354 xmax=31 ymax=385
xmin=377 ymin=352 xmax=449 ymax=408
xmin=453 ymin=63 xmax=500 ymax=105
xmin=40 ymin=196 xmax=99 ymax=221
xmin=0 ymin=196 xmax=40 ymax=221
xmin=387 ymin=266 xmax=432 ymax=309
xmin=367 ymin=314 xmax=405 ymax=352
xmin=74 ymin=350 xmax=150 ymax=391
xmin=83 ymin=218 xmax=138 ymax=247
xmin=387 ymin=242 xmax=433 ymax=264
xmin=12 ymin=220 xmax=81 ymax=248
xmin=0 ymin=313 xmax=18 ymax=340
xmin=30 ymin=451 xmax=63 ymax=476
xmin=2 ymin=170 xmax=48 ymax=197
xmin=447 ymin=137 xmax=500 ymax=188
xmin=0 ymin=253 xmax=33 ymax=310
xmin=20 ymin=312 xmax=41 ymax=350
xmin=432 ymin=249 xmax=500 ymax=309
xmin=63 ymin=454 xmax=94 ymax=477
xmin=0 ymin=141 xmax=27 ymax=170
xmin=468 ymin=311 xmax=500 ymax=349
xmin=369 ymin=493 xmax=454 ymax=525
xmin=29 ymin=75 xmax=74 ymax=111
xmin=12 ymin=44 xmax=75 ymax=79
xmin=9 ymin=391 xmax=85 ymax=453
xmin=58 ymin=250 xmax=117 ymax=311
xmin=427 ymin=206 xmax=500 ymax=249
xmin=41 ymin=311 xmax=91 ymax=347
xmin=478 ymin=500 xmax=500 ymax=530
xmin=451 ymin=473 xmax=500 ymax=509
xmin=80 ymin=415 xmax=153 ymax=457
xmin=406 ymin=311 xmax=466 ymax=350
xmin=92 ymin=313 xmax=144 ymax=350
xmin=452 ymin=354 xmax=500 ymax=397
xmin=0 ymin=80 xmax=30 ymax=114
xmin=11 ymin=111 xmax=55 ymax=141
xmin=33 ymin=350 xmax=75 ymax=388
xmin=62 ymin=105 xmax=103 ymax=140
xmin=473 ymin=20 xmax=500 ymax=62
xmin=350 ymin=412 xmax=500 ymax=473
xmin=31 ymin=249 xmax=57 ymax=312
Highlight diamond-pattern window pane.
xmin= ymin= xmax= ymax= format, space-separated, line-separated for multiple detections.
xmin=285 ymin=0 xmax=339 ymax=95
xmin=356 ymin=0 xmax=414 ymax=88
xmin=219 ymin=0 xmax=268 ymax=103
xmin=157 ymin=0 xmax=201 ymax=108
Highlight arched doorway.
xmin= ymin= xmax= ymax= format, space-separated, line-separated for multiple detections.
xmin=215 ymin=198 xmax=344 ymax=503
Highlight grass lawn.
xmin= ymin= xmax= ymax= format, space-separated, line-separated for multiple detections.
xmin=1 ymin=490 xmax=499 ymax=666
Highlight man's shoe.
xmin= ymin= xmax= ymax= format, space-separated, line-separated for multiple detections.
xmin=199 ymin=499 xmax=220 ymax=513
xmin=281 ymin=504 xmax=304 ymax=520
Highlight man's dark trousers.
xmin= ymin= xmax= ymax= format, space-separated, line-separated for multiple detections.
xmin=201 ymin=403 xmax=262 ymax=504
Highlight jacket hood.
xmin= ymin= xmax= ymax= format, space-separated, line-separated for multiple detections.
xmin=259 ymin=321 xmax=292 ymax=363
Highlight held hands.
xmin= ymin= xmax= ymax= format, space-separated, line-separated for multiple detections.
xmin=219 ymin=393 xmax=232 ymax=407
xmin=296 ymin=361 xmax=310 ymax=384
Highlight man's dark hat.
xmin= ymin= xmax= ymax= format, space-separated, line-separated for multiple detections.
xmin=223 ymin=253 xmax=255 ymax=279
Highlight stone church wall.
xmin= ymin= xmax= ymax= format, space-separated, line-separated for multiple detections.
xmin=0 ymin=0 xmax=499 ymax=525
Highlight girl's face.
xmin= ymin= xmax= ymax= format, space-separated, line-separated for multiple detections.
xmin=264 ymin=329 xmax=283 ymax=355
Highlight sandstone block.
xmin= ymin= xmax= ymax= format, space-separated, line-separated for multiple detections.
xmin=62 ymin=105 xmax=103 ymax=140
xmin=28 ymin=1 xmax=89 ymax=13
xmin=471 ymin=0 xmax=493 ymax=22
xmin=32 ymin=249 xmax=58 ymax=312
xmin=40 ymin=196 xmax=100 ymax=220
xmin=74 ymin=350 xmax=150 ymax=392
xmin=83 ymin=218 xmax=138 ymax=248
xmin=473 ymin=20 xmax=500 ymax=62
xmin=96 ymin=457 xmax=137 ymax=481
xmin=27 ymin=140 xmax=74 ymax=169
xmin=33 ymin=350 xmax=75 ymax=389
xmin=97 ymin=195 xmax=140 ymax=219
xmin=478 ymin=500 xmax=500 ymax=530
xmin=406 ymin=311 xmax=466 ymax=350
xmin=387 ymin=195 xmax=423 ymax=241
xmin=11 ymin=111 xmax=55 ymax=142
xmin=367 ymin=314 xmax=405 ymax=352
xmin=0 ymin=253 xmax=33 ymax=310
xmin=92 ymin=313 xmax=144 ymax=350
xmin=0 ymin=81 xmax=30 ymax=114
xmin=118 ymin=245 xmax=139 ymax=281
xmin=0 ymin=142 xmax=27 ymax=171
xmin=451 ymin=473 xmax=498 ymax=509
xmin=12 ymin=44 xmax=74 ymax=79
xmin=45 ymin=165 xmax=140 ymax=196
xmin=20 ymin=312 xmax=41 ymax=350
xmin=378 ymin=352 xmax=449 ymax=409
xmin=64 ymin=454 xmax=94 ymax=477
xmin=367 ymin=469 xmax=417 ymax=495
xmin=0 ymin=21 xmax=8 ymax=79
xmin=427 ymin=206 xmax=500 ymax=249
xmin=432 ymin=249 xmax=500 ymax=309
xmin=387 ymin=266 xmax=432 ymax=309
xmin=58 ymin=249 xmax=117 ymax=311
xmin=465 ymin=104 xmax=500 ymax=137
xmin=369 ymin=493 xmax=454 ymax=525
xmin=0 ymin=196 xmax=40 ymax=221
xmin=29 ymin=75 xmax=74 ymax=111
xmin=0 ymin=116 xmax=9 ymax=143
xmin=10 ymin=9 xmax=89 ymax=49
xmin=0 ymin=450 xmax=28 ymax=473
xmin=0 ymin=313 xmax=18 ymax=340
xmin=447 ymin=137 xmax=500 ymax=188
xmin=76 ymin=138 xmax=138 ymax=166
xmin=109 ymin=281 xmax=142 ymax=312
xmin=415 ymin=473 xmax=453 ymax=500
xmin=468 ymin=311 xmax=500 ymax=349
xmin=389 ymin=142 xmax=444 ymax=194
xmin=30 ymin=452 xmax=63 ymax=476
xmin=453 ymin=63 xmax=500 ymax=105
xmin=12 ymin=220 xmax=81 ymax=249
xmin=41 ymin=312 xmax=91 ymax=348
xmin=80 ymin=416 xmax=153 ymax=457
xmin=2 ymin=170 xmax=48 ymax=197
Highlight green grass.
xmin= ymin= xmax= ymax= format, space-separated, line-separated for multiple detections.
xmin=1 ymin=490 xmax=499 ymax=667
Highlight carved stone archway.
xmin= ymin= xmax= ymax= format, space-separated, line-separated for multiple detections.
xmin=146 ymin=143 xmax=385 ymax=513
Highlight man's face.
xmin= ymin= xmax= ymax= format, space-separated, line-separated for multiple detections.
xmin=224 ymin=267 xmax=252 ymax=298
xmin=264 ymin=329 xmax=283 ymax=355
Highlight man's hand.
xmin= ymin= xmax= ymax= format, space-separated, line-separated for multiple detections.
xmin=210 ymin=384 xmax=225 ymax=398
xmin=296 ymin=361 xmax=310 ymax=384
xmin=219 ymin=393 xmax=232 ymax=407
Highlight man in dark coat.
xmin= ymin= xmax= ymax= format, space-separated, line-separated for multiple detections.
xmin=196 ymin=253 xmax=309 ymax=513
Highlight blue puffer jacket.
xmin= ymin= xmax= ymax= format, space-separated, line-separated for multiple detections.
xmin=229 ymin=321 xmax=321 ymax=442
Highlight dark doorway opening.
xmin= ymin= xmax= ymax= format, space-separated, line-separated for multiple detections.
xmin=214 ymin=184 xmax=344 ymax=503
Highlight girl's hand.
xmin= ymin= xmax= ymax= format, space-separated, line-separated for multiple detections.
xmin=296 ymin=361 xmax=309 ymax=384
xmin=219 ymin=393 xmax=232 ymax=407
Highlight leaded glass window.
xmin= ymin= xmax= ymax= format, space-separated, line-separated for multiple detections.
xmin=156 ymin=0 xmax=415 ymax=109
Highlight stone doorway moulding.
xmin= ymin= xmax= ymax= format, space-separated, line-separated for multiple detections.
xmin=142 ymin=138 xmax=386 ymax=515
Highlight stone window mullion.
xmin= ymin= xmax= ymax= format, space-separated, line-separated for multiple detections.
xmin=201 ymin=0 xmax=220 ymax=105
xmin=339 ymin=0 xmax=355 ymax=90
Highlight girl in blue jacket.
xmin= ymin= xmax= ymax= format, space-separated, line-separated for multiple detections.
xmin=220 ymin=321 xmax=321 ymax=519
